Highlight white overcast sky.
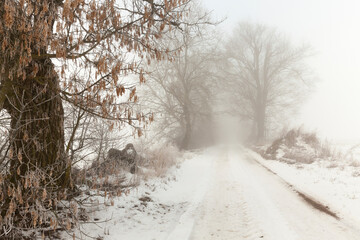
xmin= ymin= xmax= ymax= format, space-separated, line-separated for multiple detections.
xmin=203 ymin=0 xmax=360 ymax=143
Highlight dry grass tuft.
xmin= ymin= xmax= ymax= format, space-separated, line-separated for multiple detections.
xmin=137 ymin=144 xmax=181 ymax=179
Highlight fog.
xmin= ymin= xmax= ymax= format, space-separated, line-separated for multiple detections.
xmin=205 ymin=0 xmax=360 ymax=143
xmin=3 ymin=1 xmax=360 ymax=239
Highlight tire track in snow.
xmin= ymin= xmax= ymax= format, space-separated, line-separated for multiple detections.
xmin=232 ymin=148 xmax=360 ymax=240
xmin=239 ymin=195 xmax=265 ymax=240
xmin=165 ymin=148 xmax=218 ymax=240
xmin=190 ymin=149 xmax=265 ymax=240
xmin=188 ymin=147 xmax=360 ymax=240
xmin=229 ymin=152 xmax=296 ymax=240
xmin=246 ymin=149 xmax=360 ymax=239
xmin=246 ymin=150 xmax=340 ymax=220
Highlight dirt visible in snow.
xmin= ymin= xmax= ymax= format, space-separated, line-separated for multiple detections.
xmin=295 ymin=190 xmax=339 ymax=220
xmin=190 ymin=148 xmax=360 ymax=240
xmin=251 ymin=153 xmax=340 ymax=220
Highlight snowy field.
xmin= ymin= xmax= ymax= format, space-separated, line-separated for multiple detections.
xmin=62 ymin=145 xmax=360 ymax=240
xmin=249 ymin=148 xmax=360 ymax=232
xmin=65 ymin=148 xmax=219 ymax=240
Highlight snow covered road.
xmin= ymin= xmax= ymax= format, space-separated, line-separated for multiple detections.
xmin=189 ymin=147 xmax=360 ymax=240
xmin=73 ymin=146 xmax=360 ymax=239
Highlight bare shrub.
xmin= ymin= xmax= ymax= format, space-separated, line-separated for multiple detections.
xmin=138 ymin=144 xmax=181 ymax=179
xmin=295 ymin=164 xmax=304 ymax=170
xmin=343 ymin=144 xmax=360 ymax=166
xmin=283 ymin=149 xmax=316 ymax=164
xmin=318 ymin=142 xmax=334 ymax=159
xmin=85 ymin=155 xmax=140 ymax=193
xmin=326 ymin=162 xmax=339 ymax=169
xmin=264 ymin=128 xmax=339 ymax=164
xmin=350 ymin=161 xmax=360 ymax=168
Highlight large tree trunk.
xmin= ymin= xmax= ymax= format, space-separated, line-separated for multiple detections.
xmin=255 ymin=94 xmax=266 ymax=143
xmin=3 ymin=58 xmax=70 ymax=192
xmin=248 ymin=120 xmax=257 ymax=142
xmin=181 ymin=105 xmax=192 ymax=150
xmin=256 ymin=108 xmax=266 ymax=143
xmin=181 ymin=121 xmax=192 ymax=150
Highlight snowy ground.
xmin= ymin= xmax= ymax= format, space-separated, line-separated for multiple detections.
xmin=249 ymin=148 xmax=360 ymax=235
xmin=191 ymin=147 xmax=360 ymax=240
xmin=66 ymin=148 xmax=218 ymax=240
xmin=67 ymin=145 xmax=360 ymax=240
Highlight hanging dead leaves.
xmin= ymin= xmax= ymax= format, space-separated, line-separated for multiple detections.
xmin=0 ymin=0 xmax=192 ymax=237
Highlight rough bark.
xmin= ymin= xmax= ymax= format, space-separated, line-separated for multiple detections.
xmin=255 ymin=91 xmax=266 ymax=143
xmin=181 ymin=103 xmax=192 ymax=150
xmin=3 ymin=58 xmax=70 ymax=191
xmin=181 ymin=119 xmax=192 ymax=150
xmin=256 ymin=106 xmax=266 ymax=142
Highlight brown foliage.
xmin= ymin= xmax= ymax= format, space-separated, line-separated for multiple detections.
xmin=0 ymin=0 xmax=193 ymax=238
xmin=1 ymin=0 xmax=192 ymax=124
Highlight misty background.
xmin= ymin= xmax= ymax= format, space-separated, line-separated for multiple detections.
xmin=3 ymin=1 xmax=360 ymax=239
xmin=205 ymin=0 xmax=360 ymax=143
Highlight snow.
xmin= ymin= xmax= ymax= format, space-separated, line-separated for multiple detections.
xmin=66 ymin=145 xmax=360 ymax=239
xmin=67 ymin=148 xmax=217 ymax=240
xmin=191 ymin=147 xmax=360 ymax=240
xmin=249 ymin=148 xmax=360 ymax=233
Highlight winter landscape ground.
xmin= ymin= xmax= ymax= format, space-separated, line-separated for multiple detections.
xmin=63 ymin=144 xmax=360 ymax=240
xmin=3 ymin=1 xmax=360 ymax=240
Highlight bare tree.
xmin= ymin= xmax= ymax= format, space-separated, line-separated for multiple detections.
xmin=144 ymin=22 xmax=220 ymax=149
xmin=224 ymin=22 xmax=312 ymax=142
